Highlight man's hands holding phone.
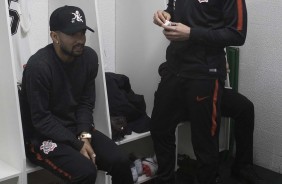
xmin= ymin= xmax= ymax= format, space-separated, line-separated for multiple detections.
xmin=153 ymin=10 xmax=191 ymax=41
xmin=153 ymin=10 xmax=171 ymax=26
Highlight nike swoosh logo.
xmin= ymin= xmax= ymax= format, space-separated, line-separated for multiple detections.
xmin=196 ymin=96 xmax=209 ymax=102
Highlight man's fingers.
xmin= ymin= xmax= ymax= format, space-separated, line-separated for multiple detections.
xmin=158 ymin=11 xmax=168 ymax=23
xmin=91 ymin=153 xmax=96 ymax=158
xmin=153 ymin=14 xmax=163 ymax=26
xmin=83 ymin=151 xmax=96 ymax=164
xmin=154 ymin=11 xmax=169 ymax=26
xmin=82 ymin=151 xmax=90 ymax=159
xmin=90 ymin=153 xmax=96 ymax=164
xmin=163 ymin=25 xmax=177 ymax=32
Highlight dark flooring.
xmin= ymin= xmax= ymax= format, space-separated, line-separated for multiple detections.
xmin=218 ymin=158 xmax=282 ymax=184
xmin=144 ymin=154 xmax=282 ymax=184
xmin=28 ymin=154 xmax=282 ymax=184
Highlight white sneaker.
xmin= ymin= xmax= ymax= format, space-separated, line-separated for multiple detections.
xmin=131 ymin=163 xmax=138 ymax=183
xmin=134 ymin=158 xmax=143 ymax=176
xmin=142 ymin=157 xmax=158 ymax=177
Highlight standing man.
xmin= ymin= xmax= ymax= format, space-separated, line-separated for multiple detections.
xmin=151 ymin=0 xmax=247 ymax=184
xmin=20 ymin=5 xmax=133 ymax=184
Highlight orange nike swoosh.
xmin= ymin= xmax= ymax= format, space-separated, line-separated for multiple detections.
xmin=196 ymin=96 xmax=209 ymax=102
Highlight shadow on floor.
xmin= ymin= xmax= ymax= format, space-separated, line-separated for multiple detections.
xmin=145 ymin=153 xmax=282 ymax=184
xmin=219 ymin=157 xmax=282 ymax=184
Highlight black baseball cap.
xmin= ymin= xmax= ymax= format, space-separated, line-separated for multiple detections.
xmin=50 ymin=5 xmax=94 ymax=34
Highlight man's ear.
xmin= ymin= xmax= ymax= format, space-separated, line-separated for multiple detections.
xmin=50 ymin=31 xmax=59 ymax=44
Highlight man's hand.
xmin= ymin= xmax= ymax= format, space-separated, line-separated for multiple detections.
xmin=80 ymin=138 xmax=96 ymax=165
xmin=153 ymin=10 xmax=171 ymax=26
xmin=162 ymin=22 xmax=191 ymax=41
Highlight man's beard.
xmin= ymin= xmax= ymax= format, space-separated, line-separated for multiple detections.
xmin=60 ymin=44 xmax=84 ymax=57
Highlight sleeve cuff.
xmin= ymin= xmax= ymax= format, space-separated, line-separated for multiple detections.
xmin=76 ymin=124 xmax=92 ymax=135
xmin=190 ymin=27 xmax=208 ymax=43
xmin=72 ymin=138 xmax=84 ymax=151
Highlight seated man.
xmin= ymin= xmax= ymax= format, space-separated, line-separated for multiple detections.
xmin=19 ymin=5 xmax=133 ymax=184
xmin=221 ymin=62 xmax=265 ymax=184
xmin=221 ymin=87 xmax=263 ymax=184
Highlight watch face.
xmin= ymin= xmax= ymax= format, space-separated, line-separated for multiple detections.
xmin=81 ymin=133 xmax=92 ymax=139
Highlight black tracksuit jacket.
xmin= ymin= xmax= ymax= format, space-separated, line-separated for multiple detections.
xmin=165 ymin=0 xmax=247 ymax=80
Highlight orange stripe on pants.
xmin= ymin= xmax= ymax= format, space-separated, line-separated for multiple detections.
xmin=237 ymin=0 xmax=243 ymax=31
xmin=211 ymin=80 xmax=219 ymax=136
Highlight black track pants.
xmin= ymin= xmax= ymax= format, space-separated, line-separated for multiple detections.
xmin=150 ymin=73 xmax=223 ymax=184
xmin=221 ymin=88 xmax=254 ymax=169
xmin=26 ymin=130 xmax=133 ymax=184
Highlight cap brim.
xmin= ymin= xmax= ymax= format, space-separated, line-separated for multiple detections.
xmin=86 ymin=26 xmax=94 ymax=33
xmin=61 ymin=25 xmax=94 ymax=34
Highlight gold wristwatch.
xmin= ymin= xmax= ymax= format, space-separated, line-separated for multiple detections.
xmin=78 ymin=132 xmax=92 ymax=140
